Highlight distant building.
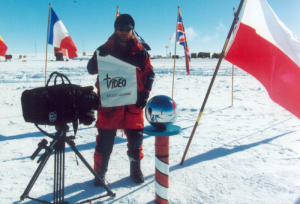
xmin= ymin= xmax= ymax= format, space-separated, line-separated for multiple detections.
xmin=5 ymin=54 xmax=12 ymax=61
xmin=212 ymin=53 xmax=221 ymax=58
xmin=198 ymin=52 xmax=210 ymax=58
xmin=151 ymin=55 xmax=162 ymax=59
xmin=191 ymin=53 xmax=197 ymax=58
xmin=172 ymin=55 xmax=179 ymax=59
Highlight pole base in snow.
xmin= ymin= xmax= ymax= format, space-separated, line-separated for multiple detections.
xmin=144 ymin=125 xmax=181 ymax=204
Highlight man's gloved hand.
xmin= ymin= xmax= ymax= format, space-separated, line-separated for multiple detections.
xmin=79 ymin=110 xmax=96 ymax=125
xmin=136 ymin=91 xmax=149 ymax=109
xmin=98 ymin=46 xmax=109 ymax=57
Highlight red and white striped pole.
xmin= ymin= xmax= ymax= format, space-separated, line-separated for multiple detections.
xmin=144 ymin=125 xmax=181 ymax=204
xmin=155 ymin=136 xmax=169 ymax=204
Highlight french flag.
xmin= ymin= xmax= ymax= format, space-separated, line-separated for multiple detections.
xmin=48 ymin=7 xmax=77 ymax=59
xmin=225 ymin=0 xmax=300 ymax=119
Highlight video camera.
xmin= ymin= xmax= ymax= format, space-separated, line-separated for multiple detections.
xmin=19 ymin=73 xmax=116 ymax=204
xmin=21 ymin=72 xmax=99 ymax=127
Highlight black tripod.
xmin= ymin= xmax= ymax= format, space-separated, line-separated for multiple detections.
xmin=20 ymin=124 xmax=116 ymax=204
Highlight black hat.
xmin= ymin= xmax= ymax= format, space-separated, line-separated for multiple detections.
xmin=114 ymin=14 xmax=135 ymax=29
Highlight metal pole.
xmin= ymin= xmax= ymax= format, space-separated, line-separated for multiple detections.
xmin=180 ymin=0 xmax=245 ymax=165
xmin=45 ymin=3 xmax=51 ymax=86
xmin=171 ymin=6 xmax=179 ymax=99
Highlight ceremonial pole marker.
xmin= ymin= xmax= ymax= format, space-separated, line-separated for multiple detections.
xmin=144 ymin=125 xmax=181 ymax=204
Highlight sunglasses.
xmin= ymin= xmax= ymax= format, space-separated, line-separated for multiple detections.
xmin=117 ymin=27 xmax=132 ymax=32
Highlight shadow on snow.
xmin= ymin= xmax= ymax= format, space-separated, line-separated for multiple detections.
xmin=13 ymin=131 xmax=292 ymax=204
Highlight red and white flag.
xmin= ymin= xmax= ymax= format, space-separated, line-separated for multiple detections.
xmin=225 ymin=0 xmax=300 ymax=119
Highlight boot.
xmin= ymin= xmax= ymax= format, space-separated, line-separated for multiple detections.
xmin=94 ymin=172 xmax=105 ymax=187
xmin=130 ymin=160 xmax=145 ymax=184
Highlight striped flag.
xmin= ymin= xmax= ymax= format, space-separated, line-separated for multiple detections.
xmin=177 ymin=9 xmax=190 ymax=75
xmin=225 ymin=0 xmax=300 ymax=119
xmin=48 ymin=7 xmax=78 ymax=59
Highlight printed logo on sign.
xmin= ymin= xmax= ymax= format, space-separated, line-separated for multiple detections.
xmin=103 ymin=74 xmax=126 ymax=89
xmin=49 ymin=111 xmax=57 ymax=123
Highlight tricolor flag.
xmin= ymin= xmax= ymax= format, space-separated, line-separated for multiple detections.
xmin=116 ymin=11 xmax=151 ymax=51
xmin=0 ymin=36 xmax=8 ymax=57
xmin=48 ymin=7 xmax=78 ymax=59
xmin=225 ymin=0 xmax=300 ymax=119
xmin=177 ymin=9 xmax=190 ymax=75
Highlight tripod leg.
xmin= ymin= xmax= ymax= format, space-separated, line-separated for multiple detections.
xmin=65 ymin=140 xmax=116 ymax=197
xmin=53 ymin=141 xmax=66 ymax=204
xmin=20 ymin=147 xmax=54 ymax=200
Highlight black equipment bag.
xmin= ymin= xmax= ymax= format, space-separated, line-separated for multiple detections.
xmin=21 ymin=72 xmax=98 ymax=126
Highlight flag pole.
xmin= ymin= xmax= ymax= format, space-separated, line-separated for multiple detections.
xmin=45 ymin=3 xmax=51 ymax=86
xmin=231 ymin=7 xmax=236 ymax=107
xmin=180 ymin=0 xmax=244 ymax=165
xmin=171 ymin=6 xmax=179 ymax=99
xmin=232 ymin=64 xmax=234 ymax=106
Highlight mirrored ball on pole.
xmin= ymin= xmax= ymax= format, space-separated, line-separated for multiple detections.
xmin=145 ymin=95 xmax=178 ymax=130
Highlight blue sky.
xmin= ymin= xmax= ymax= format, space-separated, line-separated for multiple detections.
xmin=1 ymin=0 xmax=299 ymax=56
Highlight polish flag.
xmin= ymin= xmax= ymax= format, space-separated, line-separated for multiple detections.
xmin=48 ymin=8 xmax=77 ymax=59
xmin=225 ymin=0 xmax=300 ymax=119
xmin=0 ymin=36 xmax=8 ymax=57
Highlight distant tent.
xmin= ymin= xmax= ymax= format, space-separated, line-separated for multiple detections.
xmin=0 ymin=36 xmax=8 ymax=57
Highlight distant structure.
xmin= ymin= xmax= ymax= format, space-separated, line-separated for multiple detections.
xmin=5 ymin=54 xmax=12 ymax=61
xmin=212 ymin=53 xmax=221 ymax=58
xmin=151 ymin=55 xmax=162 ymax=59
xmin=54 ymin=47 xmax=66 ymax=61
xmin=172 ymin=55 xmax=179 ymax=59
xmin=191 ymin=53 xmax=197 ymax=58
xmin=198 ymin=52 xmax=210 ymax=58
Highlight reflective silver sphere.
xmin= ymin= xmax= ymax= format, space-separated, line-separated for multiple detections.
xmin=145 ymin=95 xmax=178 ymax=130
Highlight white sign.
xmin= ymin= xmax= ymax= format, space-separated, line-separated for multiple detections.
xmin=97 ymin=52 xmax=137 ymax=107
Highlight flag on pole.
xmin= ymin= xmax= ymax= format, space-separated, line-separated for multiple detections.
xmin=132 ymin=30 xmax=151 ymax=51
xmin=48 ymin=8 xmax=78 ymax=59
xmin=0 ymin=36 xmax=8 ymax=57
xmin=177 ymin=9 xmax=190 ymax=75
xmin=116 ymin=10 xmax=151 ymax=51
xmin=225 ymin=0 xmax=300 ymax=119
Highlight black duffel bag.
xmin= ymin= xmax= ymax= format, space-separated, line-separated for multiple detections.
xmin=21 ymin=72 xmax=99 ymax=126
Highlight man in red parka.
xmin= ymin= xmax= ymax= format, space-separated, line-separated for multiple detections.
xmin=87 ymin=14 xmax=155 ymax=186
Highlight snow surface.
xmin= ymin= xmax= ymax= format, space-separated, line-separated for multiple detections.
xmin=0 ymin=54 xmax=299 ymax=204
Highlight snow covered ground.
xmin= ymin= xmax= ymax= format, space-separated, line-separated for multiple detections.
xmin=0 ymin=54 xmax=299 ymax=204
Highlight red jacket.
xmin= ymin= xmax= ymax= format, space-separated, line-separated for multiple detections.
xmin=87 ymin=34 xmax=155 ymax=130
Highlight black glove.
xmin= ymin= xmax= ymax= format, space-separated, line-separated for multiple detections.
xmin=76 ymin=86 xmax=100 ymax=111
xmin=136 ymin=91 xmax=149 ymax=109
xmin=79 ymin=109 xmax=96 ymax=125
xmin=76 ymin=86 xmax=100 ymax=125
xmin=98 ymin=46 xmax=109 ymax=57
